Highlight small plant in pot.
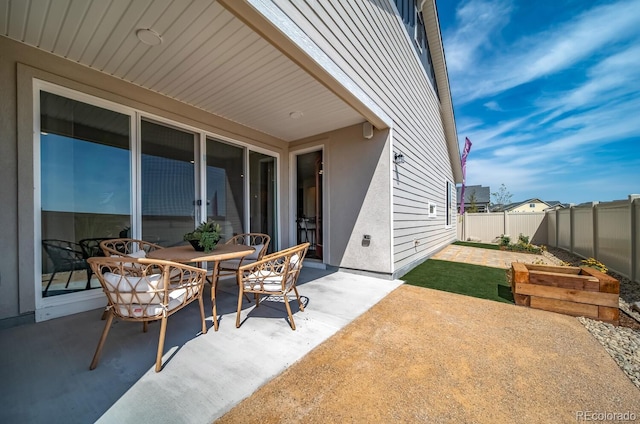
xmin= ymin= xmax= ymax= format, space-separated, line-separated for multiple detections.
xmin=183 ymin=220 xmax=222 ymax=252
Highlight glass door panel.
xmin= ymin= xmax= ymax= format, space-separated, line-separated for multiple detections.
xmin=249 ymin=151 xmax=277 ymax=252
xmin=141 ymin=120 xmax=197 ymax=246
xmin=40 ymin=91 xmax=131 ymax=297
xmin=206 ymin=138 xmax=244 ymax=241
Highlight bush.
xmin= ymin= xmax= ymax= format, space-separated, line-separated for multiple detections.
xmin=581 ymin=257 xmax=607 ymax=274
xmin=498 ymin=233 xmax=542 ymax=254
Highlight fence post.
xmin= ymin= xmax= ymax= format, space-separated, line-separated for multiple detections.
xmin=592 ymin=201 xmax=599 ymax=259
xmin=630 ymin=195 xmax=640 ymax=283
xmin=569 ymin=204 xmax=575 ymax=254
xmin=503 ymin=211 xmax=509 ymax=238
xmin=463 ymin=213 xmax=467 ymax=241
xmin=555 ymin=208 xmax=560 ymax=248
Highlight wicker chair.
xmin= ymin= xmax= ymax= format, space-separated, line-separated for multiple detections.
xmin=216 ymin=233 xmax=271 ymax=278
xmin=87 ymin=256 xmax=208 ymax=372
xmin=235 ymin=242 xmax=309 ymax=330
xmin=99 ymin=238 xmax=164 ymax=258
xmin=210 ymin=233 xmax=271 ymax=300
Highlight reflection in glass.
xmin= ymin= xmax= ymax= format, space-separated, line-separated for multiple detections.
xmin=206 ymin=138 xmax=244 ymax=241
xmin=141 ymin=120 xmax=196 ymax=246
xmin=250 ymin=151 xmax=277 ymax=252
xmin=40 ymin=91 xmax=131 ymax=297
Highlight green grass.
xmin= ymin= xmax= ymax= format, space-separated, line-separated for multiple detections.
xmin=403 ymin=259 xmax=514 ymax=304
xmin=453 ymin=241 xmax=501 ymax=250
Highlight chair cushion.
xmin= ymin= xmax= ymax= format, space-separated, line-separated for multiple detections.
xmin=128 ymin=250 xmax=147 ymax=258
xmin=103 ymin=272 xmax=164 ymax=305
xmin=243 ymin=270 xmax=283 ymax=292
xmin=245 ymin=244 xmax=263 ymax=260
xmin=219 ymin=258 xmax=242 ymax=271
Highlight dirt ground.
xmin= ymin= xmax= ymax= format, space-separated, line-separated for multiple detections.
xmin=216 ymin=285 xmax=639 ymax=423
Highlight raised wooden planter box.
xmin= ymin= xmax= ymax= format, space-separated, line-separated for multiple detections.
xmin=511 ymin=263 xmax=619 ymax=324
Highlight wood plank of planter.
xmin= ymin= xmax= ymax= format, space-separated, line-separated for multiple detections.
xmin=530 ymin=296 xmax=598 ymax=319
xmin=528 ymin=270 xmax=600 ymax=292
xmin=514 ymin=282 xmax=619 ymax=307
xmin=580 ymin=267 xmax=620 ymax=294
xmin=524 ymin=264 xmax=581 ymax=275
xmin=511 ymin=263 xmax=530 ymax=306
xmin=598 ymin=306 xmax=619 ymax=324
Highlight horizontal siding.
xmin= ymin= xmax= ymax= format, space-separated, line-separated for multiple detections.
xmin=270 ymin=0 xmax=455 ymax=272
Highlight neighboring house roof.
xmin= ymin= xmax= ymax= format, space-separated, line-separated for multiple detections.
xmin=456 ymin=185 xmax=490 ymax=204
xmin=491 ymin=198 xmax=551 ymax=212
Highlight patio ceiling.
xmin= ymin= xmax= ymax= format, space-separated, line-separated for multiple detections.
xmin=1 ymin=0 xmax=366 ymax=141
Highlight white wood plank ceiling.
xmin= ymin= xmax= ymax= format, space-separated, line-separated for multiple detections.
xmin=1 ymin=0 xmax=365 ymax=141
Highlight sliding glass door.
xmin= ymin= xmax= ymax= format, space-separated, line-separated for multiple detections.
xmin=140 ymin=120 xmax=198 ymax=246
xmin=40 ymin=91 xmax=131 ymax=297
xmin=249 ymin=151 xmax=277 ymax=252
xmin=37 ymin=85 xmax=280 ymax=307
xmin=205 ymin=138 xmax=244 ymax=240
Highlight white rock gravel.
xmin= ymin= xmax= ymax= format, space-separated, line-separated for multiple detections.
xmin=544 ymin=247 xmax=640 ymax=390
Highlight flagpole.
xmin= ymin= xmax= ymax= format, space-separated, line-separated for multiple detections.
xmin=459 ymin=137 xmax=472 ymax=215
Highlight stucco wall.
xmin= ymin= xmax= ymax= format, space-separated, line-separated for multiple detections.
xmin=291 ymin=125 xmax=392 ymax=274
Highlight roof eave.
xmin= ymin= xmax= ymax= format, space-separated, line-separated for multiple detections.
xmin=422 ymin=0 xmax=463 ymax=183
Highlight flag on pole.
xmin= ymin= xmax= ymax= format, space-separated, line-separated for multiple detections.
xmin=459 ymin=137 xmax=472 ymax=214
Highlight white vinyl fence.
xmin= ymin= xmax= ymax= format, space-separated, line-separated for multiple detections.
xmin=457 ymin=212 xmax=547 ymax=244
xmin=548 ymin=197 xmax=639 ymax=283
xmin=457 ymin=195 xmax=639 ymax=283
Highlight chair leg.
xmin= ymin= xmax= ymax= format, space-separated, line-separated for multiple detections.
xmin=44 ymin=272 xmax=56 ymax=296
xmin=210 ymin=263 xmax=219 ymax=331
xmin=64 ymin=269 xmax=73 ymax=288
xmin=155 ymin=315 xmax=168 ymax=373
xmin=90 ymin=311 xmax=114 ymax=370
xmin=236 ymin=288 xmax=244 ymax=328
xmin=85 ymin=268 xmax=92 ymax=290
xmin=198 ymin=295 xmax=207 ymax=334
xmin=283 ymin=294 xmax=296 ymax=331
xmin=293 ymin=286 xmax=305 ymax=312
xmin=143 ymin=321 xmax=148 ymax=333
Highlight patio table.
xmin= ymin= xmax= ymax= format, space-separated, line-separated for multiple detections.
xmin=148 ymin=244 xmax=254 ymax=331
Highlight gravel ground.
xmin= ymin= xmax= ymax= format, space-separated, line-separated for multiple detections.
xmin=543 ymin=246 xmax=640 ymax=389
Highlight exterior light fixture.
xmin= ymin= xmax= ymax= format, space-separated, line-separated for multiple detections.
xmin=136 ymin=28 xmax=163 ymax=46
xmin=393 ymin=152 xmax=406 ymax=164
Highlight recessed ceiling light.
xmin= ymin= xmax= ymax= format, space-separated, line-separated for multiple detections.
xmin=136 ymin=28 xmax=163 ymax=46
xmin=289 ymin=111 xmax=304 ymax=119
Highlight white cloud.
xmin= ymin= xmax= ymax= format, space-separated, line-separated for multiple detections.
xmin=444 ymin=0 xmax=513 ymax=73
xmin=447 ymin=0 xmax=640 ymax=103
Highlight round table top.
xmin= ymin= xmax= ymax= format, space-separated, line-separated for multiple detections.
xmin=147 ymin=243 xmax=254 ymax=263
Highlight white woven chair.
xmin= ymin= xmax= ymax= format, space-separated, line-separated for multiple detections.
xmin=87 ymin=256 xmax=208 ymax=372
xmin=235 ymin=243 xmax=309 ymax=330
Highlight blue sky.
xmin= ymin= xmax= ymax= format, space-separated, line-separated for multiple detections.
xmin=436 ymin=0 xmax=640 ymax=204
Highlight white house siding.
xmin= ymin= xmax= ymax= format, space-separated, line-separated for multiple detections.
xmin=270 ymin=0 xmax=457 ymax=275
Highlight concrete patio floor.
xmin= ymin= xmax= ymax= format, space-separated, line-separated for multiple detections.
xmin=0 ymin=267 xmax=403 ymax=423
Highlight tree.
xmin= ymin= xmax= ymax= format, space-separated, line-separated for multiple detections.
xmin=467 ymin=189 xmax=479 ymax=213
xmin=491 ymin=184 xmax=512 ymax=206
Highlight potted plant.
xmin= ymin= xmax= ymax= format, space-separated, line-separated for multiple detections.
xmin=183 ymin=220 xmax=222 ymax=252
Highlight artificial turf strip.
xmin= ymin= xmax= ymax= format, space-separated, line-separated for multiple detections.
xmin=453 ymin=241 xmax=501 ymax=250
xmin=403 ymin=259 xmax=514 ymax=304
